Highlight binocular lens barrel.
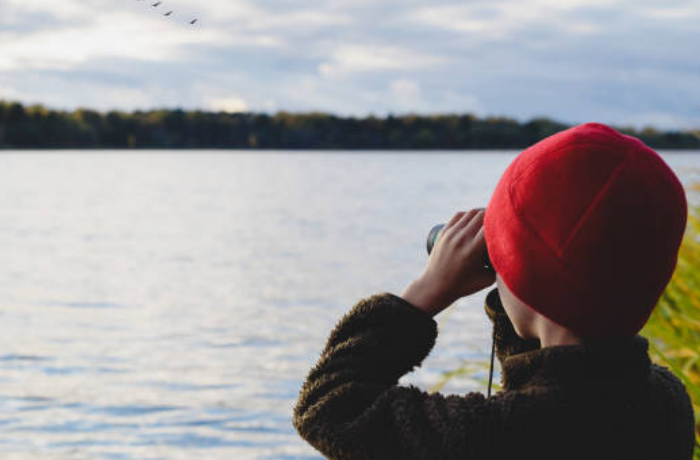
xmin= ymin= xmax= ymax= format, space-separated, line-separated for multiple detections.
xmin=426 ymin=223 xmax=495 ymax=272
xmin=426 ymin=224 xmax=445 ymax=255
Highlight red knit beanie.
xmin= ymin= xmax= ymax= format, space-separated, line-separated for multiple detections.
xmin=483 ymin=122 xmax=687 ymax=339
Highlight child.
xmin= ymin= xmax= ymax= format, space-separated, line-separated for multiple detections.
xmin=293 ymin=122 xmax=696 ymax=459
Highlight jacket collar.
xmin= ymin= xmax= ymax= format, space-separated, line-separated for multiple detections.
xmin=501 ymin=334 xmax=652 ymax=390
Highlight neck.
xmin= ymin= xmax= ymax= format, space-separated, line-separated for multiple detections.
xmin=534 ymin=316 xmax=583 ymax=348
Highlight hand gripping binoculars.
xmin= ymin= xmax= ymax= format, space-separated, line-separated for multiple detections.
xmin=426 ymin=223 xmax=495 ymax=273
xmin=426 ymin=222 xmax=498 ymax=398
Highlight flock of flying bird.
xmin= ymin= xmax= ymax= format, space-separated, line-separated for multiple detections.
xmin=135 ymin=0 xmax=198 ymax=24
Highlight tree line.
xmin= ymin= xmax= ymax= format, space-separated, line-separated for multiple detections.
xmin=1 ymin=100 xmax=699 ymax=150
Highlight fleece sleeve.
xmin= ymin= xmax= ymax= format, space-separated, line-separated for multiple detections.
xmin=292 ymin=292 xmax=510 ymax=460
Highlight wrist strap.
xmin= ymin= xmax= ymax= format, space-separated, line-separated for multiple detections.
xmin=487 ymin=334 xmax=496 ymax=397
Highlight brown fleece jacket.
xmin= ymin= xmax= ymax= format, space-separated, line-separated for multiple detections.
xmin=293 ymin=287 xmax=696 ymax=460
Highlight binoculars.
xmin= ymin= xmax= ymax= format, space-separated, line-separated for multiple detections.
xmin=426 ymin=223 xmax=495 ymax=272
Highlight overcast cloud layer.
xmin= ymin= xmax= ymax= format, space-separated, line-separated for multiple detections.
xmin=0 ymin=0 xmax=699 ymax=128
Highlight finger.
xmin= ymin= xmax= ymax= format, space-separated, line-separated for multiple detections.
xmin=444 ymin=211 xmax=467 ymax=230
xmin=453 ymin=208 xmax=484 ymax=240
xmin=449 ymin=208 xmax=480 ymax=233
xmin=473 ymin=225 xmax=487 ymax=248
xmin=456 ymin=220 xmax=487 ymax=254
xmin=445 ymin=209 xmax=479 ymax=242
xmin=462 ymin=208 xmax=486 ymax=237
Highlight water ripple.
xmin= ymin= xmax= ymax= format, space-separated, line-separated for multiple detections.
xmin=0 ymin=354 xmax=52 ymax=362
xmin=88 ymin=404 xmax=184 ymax=417
xmin=6 ymin=153 xmax=692 ymax=459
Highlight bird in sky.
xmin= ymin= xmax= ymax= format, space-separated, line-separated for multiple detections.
xmin=131 ymin=0 xmax=199 ymax=26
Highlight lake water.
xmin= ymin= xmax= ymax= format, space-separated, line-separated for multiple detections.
xmin=1 ymin=151 xmax=699 ymax=459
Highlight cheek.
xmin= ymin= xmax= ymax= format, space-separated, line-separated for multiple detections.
xmin=505 ymin=306 xmax=531 ymax=339
xmin=500 ymin=300 xmax=518 ymax=331
xmin=496 ymin=279 xmax=533 ymax=339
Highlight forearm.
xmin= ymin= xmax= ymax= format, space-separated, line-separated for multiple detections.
xmin=400 ymin=276 xmax=453 ymax=317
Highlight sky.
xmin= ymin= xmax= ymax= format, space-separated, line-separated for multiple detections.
xmin=0 ymin=0 xmax=699 ymax=129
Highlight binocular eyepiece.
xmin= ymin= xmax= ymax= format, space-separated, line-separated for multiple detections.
xmin=426 ymin=223 xmax=495 ymax=273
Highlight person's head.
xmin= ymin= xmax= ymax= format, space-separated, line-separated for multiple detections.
xmin=484 ymin=122 xmax=687 ymax=341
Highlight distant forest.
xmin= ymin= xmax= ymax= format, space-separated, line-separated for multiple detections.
xmin=1 ymin=100 xmax=699 ymax=150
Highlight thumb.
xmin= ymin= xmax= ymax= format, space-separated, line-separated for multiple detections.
xmin=465 ymin=269 xmax=497 ymax=296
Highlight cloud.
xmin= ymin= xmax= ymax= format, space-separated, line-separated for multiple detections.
xmin=387 ymin=78 xmax=483 ymax=115
xmin=390 ymin=79 xmax=421 ymax=103
xmin=0 ymin=84 xmax=22 ymax=100
xmin=205 ymin=97 xmax=249 ymax=113
xmin=318 ymin=45 xmax=446 ymax=78
xmin=0 ymin=0 xmax=699 ymax=129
